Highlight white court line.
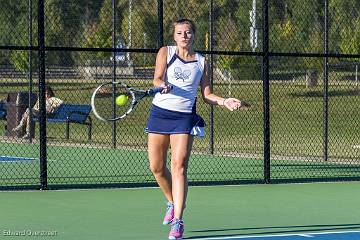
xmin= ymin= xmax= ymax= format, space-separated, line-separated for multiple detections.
xmin=0 ymin=156 xmax=37 ymax=161
xmin=297 ymin=234 xmax=313 ymax=237
xmin=190 ymin=230 xmax=360 ymax=240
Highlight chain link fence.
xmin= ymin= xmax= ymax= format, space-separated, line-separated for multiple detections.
xmin=0 ymin=0 xmax=359 ymax=189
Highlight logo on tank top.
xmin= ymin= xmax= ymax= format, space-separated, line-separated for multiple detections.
xmin=174 ymin=67 xmax=191 ymax=82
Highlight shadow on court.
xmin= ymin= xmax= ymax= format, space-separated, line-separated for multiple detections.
xmin=185 ymin=223 xmax=360 ymax=239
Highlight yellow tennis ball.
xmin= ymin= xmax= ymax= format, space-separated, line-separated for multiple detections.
xmin=115 ymin=94 xmax=128 ymax=106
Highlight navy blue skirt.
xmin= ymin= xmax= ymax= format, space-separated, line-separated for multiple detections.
xmin=145 ymin=104 xmax=205 ymax=137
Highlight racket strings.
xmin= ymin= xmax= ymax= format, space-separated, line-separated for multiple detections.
xmin=93 ymin=84 xmax=133 ymax=121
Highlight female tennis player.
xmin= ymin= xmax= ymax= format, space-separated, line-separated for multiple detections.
xmin=146 ymin=19 xmax=242 ymax=240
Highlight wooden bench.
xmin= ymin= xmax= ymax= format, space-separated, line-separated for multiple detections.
xmin=33 ymin=104 xmax=92 ymax=141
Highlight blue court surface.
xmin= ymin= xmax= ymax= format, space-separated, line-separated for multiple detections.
xmin=190 ymin=231 xmax=360 ymax=240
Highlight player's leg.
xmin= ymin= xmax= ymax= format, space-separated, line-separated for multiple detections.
xmin=169 ymin=133 xmax=194 ymax=220
xmin=148 ymin=133 xmax=173 ymax=203
xmin=168 ymin=133 xmax=193 ymax=239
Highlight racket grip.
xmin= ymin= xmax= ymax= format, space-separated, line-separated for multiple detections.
xmin=149 ymin=85 xmax=173 ymax=95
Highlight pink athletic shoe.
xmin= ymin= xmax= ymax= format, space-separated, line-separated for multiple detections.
xmin=163 ymin=202 xmax=174 ymax=225
xmin=168 ymin=219 xmax=184 ymax=240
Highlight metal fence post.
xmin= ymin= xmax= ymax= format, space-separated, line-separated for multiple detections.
xmin=28 ymin=0 xmax=34 ymax=143
xmin=209 ymin=0 xmax=214 ymax=154
xmin=157 ymin=0 xmax=163 ymax=48
xmin=323 ymin=0 xmax=329 ymax=162
xmin=262 ymin=0 xmax=270 ymax=183
xmin=112 ymin=0 xmax=117 ymax=148
xmin=37 ymin=0 xmax=48 ymax=190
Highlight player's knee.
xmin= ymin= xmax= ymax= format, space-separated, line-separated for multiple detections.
xmin=171 ymin=160 xmax=187 ymax=176
xmin=149 ymin=163 xmax=165 ymax=176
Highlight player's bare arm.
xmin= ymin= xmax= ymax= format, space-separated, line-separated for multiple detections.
xmin=153 ymin=47 xmax=172 ymax=93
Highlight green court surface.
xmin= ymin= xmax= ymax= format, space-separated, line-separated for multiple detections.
xmin=1 ymin=182 xmax=360 ymax=240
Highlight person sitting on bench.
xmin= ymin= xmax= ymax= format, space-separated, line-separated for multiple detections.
xmin=13 ymin=86 xmax=63 ymax=139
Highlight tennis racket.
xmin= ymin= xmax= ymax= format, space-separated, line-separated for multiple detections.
xmin=91 ymin=82 xmax=165 ymax=122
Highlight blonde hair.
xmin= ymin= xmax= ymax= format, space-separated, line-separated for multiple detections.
xmin=172 ymin=18 xmax=196 ymax=34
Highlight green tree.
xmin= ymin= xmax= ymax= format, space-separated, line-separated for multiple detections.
xmin=339 ymin=17 xmax=360 ymax=55
xmin=83 ymin=0 xmax=112 ymax=49
xmin=330 ymin=0 xmax=360 ymax=56
xmin=82 ymin=0 xmax=126 ymax=60
xmin=5 ymin=1 xmax=34 ymax=70
xmin=119 ymin=0 xmax=158 ymax=66
xmin=45 ymin=0 xmax=102 ymax=66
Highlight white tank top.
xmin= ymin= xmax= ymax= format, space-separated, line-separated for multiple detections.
xmin=152 ymin=46 xmax=205 ymax=113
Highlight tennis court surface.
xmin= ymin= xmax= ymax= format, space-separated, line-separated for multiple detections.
xmin=1 ymin=182 xmax=360 ymax=240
